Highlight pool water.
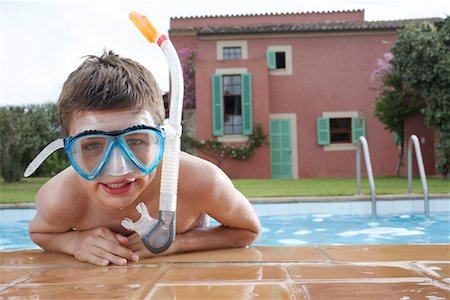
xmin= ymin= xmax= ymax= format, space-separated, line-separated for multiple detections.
xmin=253 ymin=212 xmax=450 ymax=246
xmin=0 ymin=218 xmax=41 ymax=250
xmin=1 ymin=207 xmax=449 ymax=250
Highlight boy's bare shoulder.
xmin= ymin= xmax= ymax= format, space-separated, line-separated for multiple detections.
xmin=178 ymin=152 xmax=238 ymax=204
xmin=35 ymin=167 xmax=87 ymax=224
xmin=179 ymin=152 xmax=229 ymax=188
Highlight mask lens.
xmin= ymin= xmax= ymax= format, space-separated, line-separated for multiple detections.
xmin=69 ymin=135 xmax=110 ymax=174
xmin=122 ymin=129 xmax=163 ymax=170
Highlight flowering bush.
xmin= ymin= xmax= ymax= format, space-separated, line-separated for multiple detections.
xmin=372 ymin=18 xmax=450 ymax=176
xmin=371 ymin=52 xmax=424 ymax=175
xmin=371 ymin=52 xmax=394 ymax=82
xmin=182 ymin=124 xmax=266 ymax=165
xmin=178 ymin=48 xmax=196 ymax=109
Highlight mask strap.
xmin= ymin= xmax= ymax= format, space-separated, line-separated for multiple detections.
xmin=24 ymin=139 xmax=65 ymax=177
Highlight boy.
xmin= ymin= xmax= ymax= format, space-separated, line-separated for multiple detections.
xmin=28 ymin=50 xmax=261 ymax=266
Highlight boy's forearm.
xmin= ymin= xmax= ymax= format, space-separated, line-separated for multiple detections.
xmin=172 ymin=226 xmax=260 ymax=254
xmin=30 ymin=230 xmax=80 ymax=255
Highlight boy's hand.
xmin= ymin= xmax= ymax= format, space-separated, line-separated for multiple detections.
xmin=73 ymin=227 xmax=139 ymax=266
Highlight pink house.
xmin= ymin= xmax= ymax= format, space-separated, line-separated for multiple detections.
xmin=169 ymin=10 xmax=440 ymax=179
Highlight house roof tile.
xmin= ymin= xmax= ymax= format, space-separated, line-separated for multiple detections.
xmin=170 ymin=9 xmax=364 ymax=20
xmin=170 ymin=18 xmax=443 ymax=36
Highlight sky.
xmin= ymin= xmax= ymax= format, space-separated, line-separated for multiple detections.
xmin=1 ymin=0 xmax=449 ymax=106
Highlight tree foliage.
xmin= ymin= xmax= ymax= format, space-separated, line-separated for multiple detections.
xmin=372 ymin=54 xmax=424 ymax=175
xmin=0 ymin=103 xmax=68 ymax=182
xmin=373 ymin=17 xmax=450 ymax=176
xmin=392 ymin=17 xmax=450 ymax=175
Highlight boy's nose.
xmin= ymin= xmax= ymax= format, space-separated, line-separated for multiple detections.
xmin=101 ymin=146 xmax=137 ymax=176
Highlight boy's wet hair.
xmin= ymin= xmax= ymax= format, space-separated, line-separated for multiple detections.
xmin=58 ymin=50 xmax=165 ymax=136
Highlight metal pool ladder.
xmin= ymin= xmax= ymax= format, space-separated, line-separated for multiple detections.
xmin=356 ymin=136 xmax=377 ymax=217
xmin=407 ymin=134 xmax=429 ymax=215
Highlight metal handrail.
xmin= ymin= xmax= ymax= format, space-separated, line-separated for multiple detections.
xmin=407 ymin=135 xmax=429 ymax=215
xmin=356 ymin=136 xmax=377 ymax=217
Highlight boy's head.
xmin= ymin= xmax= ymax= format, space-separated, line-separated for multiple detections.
xmin=58 ymin=50 xmax=165 ymax=136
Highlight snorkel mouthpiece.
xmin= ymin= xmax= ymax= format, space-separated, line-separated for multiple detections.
xmin=121 ymin=204 xmax=175 ymax=253
xmin=122 ymin=12 xmax=184 ymax=254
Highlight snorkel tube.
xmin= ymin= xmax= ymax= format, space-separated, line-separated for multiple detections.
xmin=120 ymin=12 xmax=184 ymax=254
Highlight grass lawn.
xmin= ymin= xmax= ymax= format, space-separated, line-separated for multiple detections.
xmin=233 ymin=177 xmax=449 ymax=198
xmin=0 ymin=176 xmax=448 ymax=203
xmin=0 ymin=177 xmax=49 ymax=203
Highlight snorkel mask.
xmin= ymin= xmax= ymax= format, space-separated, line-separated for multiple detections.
xmin=24 ymin=11 xmax=184 ymax=254
xmin=65 ymin=123 xmax=165 ymax=181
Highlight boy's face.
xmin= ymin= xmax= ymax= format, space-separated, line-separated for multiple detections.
xmin=69 ymin=109 xmax=160 ymax=209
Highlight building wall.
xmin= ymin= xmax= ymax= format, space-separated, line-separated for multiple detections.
xmin=170 ymin=14 xmax=437 ymax=179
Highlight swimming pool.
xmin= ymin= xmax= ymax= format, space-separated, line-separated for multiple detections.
xmin=1 ymin=199 xmax=449 ymax=250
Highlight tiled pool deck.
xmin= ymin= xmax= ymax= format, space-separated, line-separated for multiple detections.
xmin=1 ymin=245 xmax=449 ymax=299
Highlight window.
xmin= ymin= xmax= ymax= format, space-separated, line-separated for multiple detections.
xmin=266 ymin=46 xmax=292 ymax=75
xmin=223 ymin=75 xmax=242 ymax=134
xmin=317 ymin=116 xmax=365 ymax=146
xmin=330 ymin=118 xmax=352 ymax=143
xmin=223 ymin=47 xmax=242 ymax=60
xmin=275 ymin=52 xmax=286 ymax=69
xmin=211 ymin=73 xmax=252 ymax=136
xmin=217 ymin=41 xmax=248 ymax=60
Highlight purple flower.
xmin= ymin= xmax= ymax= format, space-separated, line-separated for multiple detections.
xmin=177 ymin=48 xmax=197 ymax=109
xmin=371 ymin=52 xmax=394 ymax=82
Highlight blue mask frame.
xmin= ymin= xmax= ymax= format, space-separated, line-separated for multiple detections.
xmin=65 ymin=125 xmax=165 ymax=181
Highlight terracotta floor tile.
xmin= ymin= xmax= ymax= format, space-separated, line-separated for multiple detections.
xmin=0 ymin=284 xmax=142 ymax=299
xmin=0 ymin=245 xmax=448 ymax=298
xmin=289 ymin=263 xmax=424 ymax=281
xmin=415 ymin=262 xmax=450 ymax=280
xmin=25 ymin=264 xmax=161 ymax=285
xmin=148 ymin=283 xmax=301 ymax=300
xmin=158 ymin=265 xmax=286 ymax=283
xmin=301 ymin=281 xmax=450 ymax=299
xmin=146 ymin=247 xmax=265 ymax=263
xmin=0 ymin=250 xmax=82 ymax=266
xmin=147 ymin=246 xmax=326 ymax=263
xmin=257 ymin=246 xmax=327 ymax=262
xmin=320 ymin=244 xmax=450 ymax=262
xmin=0 ymin=267 xmax=43 ymax=284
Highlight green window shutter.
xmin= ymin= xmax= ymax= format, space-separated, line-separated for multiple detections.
xmin=211 ymin=74 xmax=223 ymax=136
xmin=352 ymin=117 xmax=366 ymax=144
xmin=316 ymin=117 xmax=330 ymax=145
xmin=241 ymin=73 xmax=253 ymax=135
xmin=266 ymin=50 xmax=276 ymax=70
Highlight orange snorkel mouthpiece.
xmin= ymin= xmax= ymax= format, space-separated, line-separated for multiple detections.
xmin=129 ymin=11 xmax=159 ymax=43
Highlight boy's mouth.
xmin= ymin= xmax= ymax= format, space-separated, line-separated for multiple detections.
xmin=100 ymin=179 xmax=137 ymax=194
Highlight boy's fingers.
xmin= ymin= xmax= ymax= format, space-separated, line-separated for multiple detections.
xmin=75 ymin=250 xmax=109 ymax=266
xmin=97 ymin=238 xmax=139 ymax=263
xmin=95 ymin=247 xmax=128 ymax=266
xmin=115 ymin=234 xmax=129 ymax=245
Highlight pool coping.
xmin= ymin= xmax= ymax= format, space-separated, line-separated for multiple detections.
xmin=1 ymin=193 xmax=448 ymax=208
xmin=250 ymin=193 xmax=450 ymax=203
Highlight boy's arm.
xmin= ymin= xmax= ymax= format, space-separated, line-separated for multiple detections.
xmin=29 ymin=174 xmax=138 ymax=266
xmin=129 ymin=155 xmax=261 ymax=257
